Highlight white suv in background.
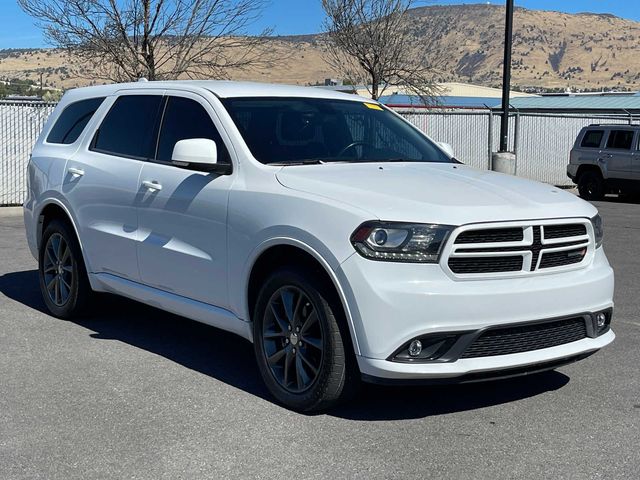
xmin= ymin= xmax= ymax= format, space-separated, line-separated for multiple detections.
xmin=24 ymin=81 xmax=615 ymax=411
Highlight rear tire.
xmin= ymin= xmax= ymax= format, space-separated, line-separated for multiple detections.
xmin=577 ymin=170 xmax=605 ymax=201
xmin=253 ymin=266 xmax=359 ymax=412
xmin=38 ymin=219 xmax=93 ymax=318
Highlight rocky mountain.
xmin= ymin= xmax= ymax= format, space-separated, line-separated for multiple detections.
xmin=1 ymin=4 xmax=639 ymax=92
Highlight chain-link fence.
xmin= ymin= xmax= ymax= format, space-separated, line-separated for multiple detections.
xmin=398 ymin=109 xmax=640 ymax=186
xmin=0 ymin=101 xmax=55 ymax=205
xmin=1 ymin=101 xmax=639 ymax=205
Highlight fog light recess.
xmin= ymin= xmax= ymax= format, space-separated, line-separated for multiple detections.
xmin=390 ymin=334 xmax=460 ymax=363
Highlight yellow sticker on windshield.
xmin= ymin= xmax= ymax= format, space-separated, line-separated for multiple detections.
xmin=364 ymin=103 xmax=383 ymax=111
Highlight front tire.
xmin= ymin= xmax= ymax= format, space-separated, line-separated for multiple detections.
xmin=253 ymin=266 xmax=358 ymax=412
xmin=577 ymin=170 xmax=605 ymax=200
xmin=38 ymin=219 xmax=92 ymax=318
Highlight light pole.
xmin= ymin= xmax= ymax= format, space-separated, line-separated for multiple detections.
xmin=499 ymin=0 xmax=514 ymax=152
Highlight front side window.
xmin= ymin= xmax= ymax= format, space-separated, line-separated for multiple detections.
xmin=220 ymin=97 xmax=451 ymax=165
xmin=156 ymin=96 xmax=230 ymax=164
xmin=606 ymin=130 xmax=634 ymax=150
xmin=580 ymin=130 xmax=603 ymax=149
xmin=92 ymin=95 xmax=163 ymax=159
xmin=47 ymin=97 xmax=105 ymax=145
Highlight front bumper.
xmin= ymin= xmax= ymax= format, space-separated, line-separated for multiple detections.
xmin=336 ymin=248 xmax=614 ymax=380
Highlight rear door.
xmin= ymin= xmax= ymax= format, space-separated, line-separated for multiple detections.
xmin=63 ymin=91 xmax=164 ymax=281
xmin=602 ymin=128 xmax=635 ymax=179
xmin=135 ymin=91 xmax=235 ymax=308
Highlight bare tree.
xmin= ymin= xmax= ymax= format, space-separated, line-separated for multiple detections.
xmin=321 ymin=0 xmax=441 ymax=101
xmin=18 ymin=0 xmax=277 ymax=82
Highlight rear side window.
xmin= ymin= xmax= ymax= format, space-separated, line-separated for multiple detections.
xmin=92 ymin=95 xmax=163 ymax=159
xmin=46 ymin=97 xmax=105 ymax=144
xmin=606 ymin=130 xmax=635 ymax=150
xmin=580 ymin=130 xmax=603 ymax=148
xmin=156 ymin=96 xmax=230 ymax=164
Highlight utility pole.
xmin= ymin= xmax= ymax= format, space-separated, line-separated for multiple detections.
xmin=499 ymin=0 xmax=514 ymax=152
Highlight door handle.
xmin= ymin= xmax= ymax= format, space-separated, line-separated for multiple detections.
xmin=67 ymin=167 xmax=85 ymax=177
xmin=142 ymin=180 xmax=162 ymax=192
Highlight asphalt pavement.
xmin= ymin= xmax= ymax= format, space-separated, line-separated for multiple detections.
xmin=1 ymin=200 xmax=639 ymax=479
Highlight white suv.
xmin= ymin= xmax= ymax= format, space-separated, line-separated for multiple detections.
xmin=24 ymin=81 xmax=614 ymax=411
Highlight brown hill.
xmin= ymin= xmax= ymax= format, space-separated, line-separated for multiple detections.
xmin=1 ymin=4 xmax=639 ymax=91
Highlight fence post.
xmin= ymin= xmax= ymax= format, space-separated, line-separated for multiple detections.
xmin=513 ymin=111 xmax=520 ymax=176
xmin=487 ymin=108 xmax=493 ymax=170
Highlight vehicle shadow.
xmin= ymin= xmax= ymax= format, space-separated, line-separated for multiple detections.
xmin=0 ymin=269 xmax=570 ymax=420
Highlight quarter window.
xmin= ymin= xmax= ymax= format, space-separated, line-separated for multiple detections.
xmin=156 ymin=96 xmax=230 ymax=163
xmin=606 ymin=130 xmax=634 ymax=150
xmin=92 ymin=95 xmax=163 ymax=159
xmin=47 ymin=97 xmax=105 ymax=144
xmin=580 ymin=130 xmax=603 ymax=149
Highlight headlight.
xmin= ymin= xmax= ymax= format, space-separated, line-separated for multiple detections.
xmin=350 ymin=221 xmax=454 ymax=263
xmin=591 ymin=214 xmax=603 ymax=248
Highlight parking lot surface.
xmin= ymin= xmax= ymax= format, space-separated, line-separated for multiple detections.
xmin=1 ymin=200 xmax=639 ymax=480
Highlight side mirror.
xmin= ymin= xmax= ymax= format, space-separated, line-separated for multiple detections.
xmin=172 ymin=138 xmax=217 ymax=165
xmin=438 ymin=142 xmax=455 ymax=158
xmin=171 ymin=138 xmax=231 ymax=174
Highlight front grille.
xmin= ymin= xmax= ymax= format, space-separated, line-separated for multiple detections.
xmin=446 ymin=221 xmax=590 ymax=277
xmin=544 ymin=224 xmax=587 ymax=239
xmin=460 ymin=317 xmax=588 ymax=358
xmin=448 ymin=256 xmax=523 ymax=274
xmin=455 ymin=228 xmax=523 ymax=244
xmin=539 ymin=248 xmax=586 ymax=269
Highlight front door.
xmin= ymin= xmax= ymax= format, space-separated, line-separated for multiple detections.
xmin=136 ymin=92 xmax=235 ymax=308
xmin=603 ymin=128 xmax=636 ymax=179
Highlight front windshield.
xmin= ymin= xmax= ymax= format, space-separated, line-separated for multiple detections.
xmin=220 ymin=97 xmax=452 ymax=165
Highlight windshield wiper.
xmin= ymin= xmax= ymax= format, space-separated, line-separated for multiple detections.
xmin=270 ymin=159 xmax=325 ymax=166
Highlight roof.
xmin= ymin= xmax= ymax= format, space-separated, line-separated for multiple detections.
xmin=509 ymin=95 xmax=640 ymax=111
xmin=61 ymin=80 xmax=373 ymax=103
xmin=379 ymin=94 xmax=502 ymax=109
xmin=438 ymin=82 xmax=536 ymax=98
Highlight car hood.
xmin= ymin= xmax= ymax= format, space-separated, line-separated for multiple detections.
xmin=275 ymin=162 xmax=597 ymax=225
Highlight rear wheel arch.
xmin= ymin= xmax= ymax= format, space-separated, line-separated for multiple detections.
xmin=37 ymin=201 xmax=86 ymax=266
xmin=576 ymin=164 xmax=604 ymax=180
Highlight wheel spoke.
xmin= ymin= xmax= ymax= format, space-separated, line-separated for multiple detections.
xmin=263 ymin=329 xmax=286 ymax=340
xmin=298 ymin=350 xmax=318 ymax=376
xmin=280 ymin=289 xmax=295 ymax=323
xmin=56 ymin=236 xmax=65 ymax=261
xmin=44 ymin=265 xmax=57 ymax=273
xmin=45 ymin=247 xmax=56 ymax=266
xmin=300 ymin=310 xmax=318 ymax=335
xmin=267 ymin=347 xmax=286 ymax=365
xmin=295 ymin=355 xmax=307 ymax=389
xmin=301 ymin=335 xmax=322 ymax=351
xmin=59 ymin=277 xmax=69 ymax=301
xmin=46 ymin=275 xmax=57 ymax=293
xmin=292 ymin=293 xmax=304 ymax=325
xmin=54 ymin=277 xmax=61 ymax=304
xmin=269 ymin=303 xmax=289 ymax=333
xmin=283 ymin=349 xmax=294 ymax=386
xmin=60 ymin=276 xmax=72 ymax=293
xmin=61 ymin=244 xmax=71 ymax=264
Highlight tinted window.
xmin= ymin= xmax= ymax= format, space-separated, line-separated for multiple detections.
xmin=47 ymin=97 xmax=105 ymax=144
xmin=606 ymin=130 xmax=634 ymax=150
xmin=92 ymin=95 xmax=163 ymax=159
xmin=156 ymin=96 xmax=230 ymax=163
xmin=221 ymin=97 xmax=451 ymax=165
xmin=580 ymin=130 xmax=603 ymax=149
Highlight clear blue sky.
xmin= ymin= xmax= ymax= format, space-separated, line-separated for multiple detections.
xmin=1 ymin=0 xmax=639 ymax=49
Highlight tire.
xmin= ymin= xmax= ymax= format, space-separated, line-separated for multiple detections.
xmin=577 ymin=170 xmax=605 ymax=201
xmin=253 ymin=266 xmax=359 ymax=412
xmin=38 ymin=219 xmax=93 ymax=319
